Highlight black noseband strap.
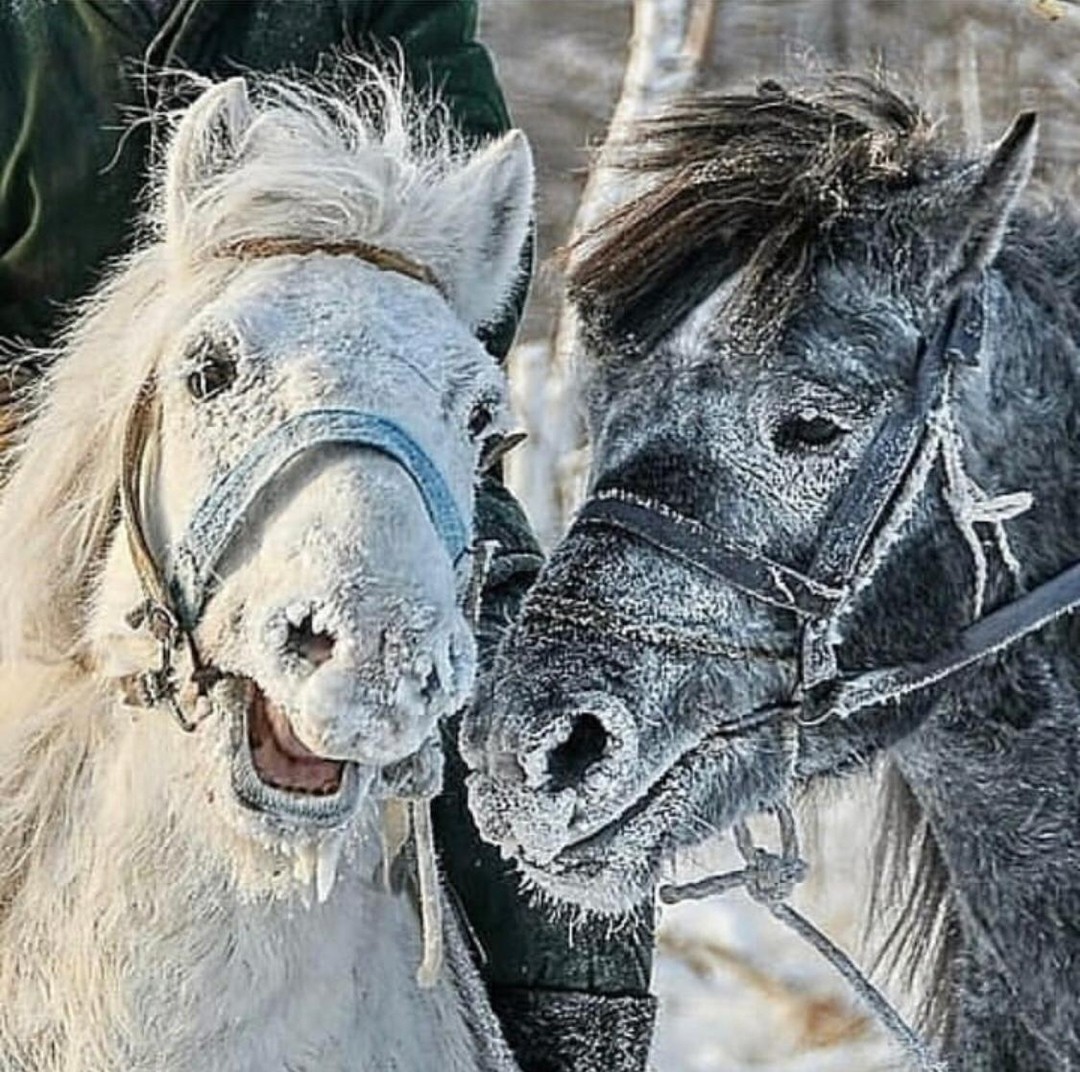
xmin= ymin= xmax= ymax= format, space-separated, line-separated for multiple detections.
xmin=576 ymin=494 xmax=842 ymax=619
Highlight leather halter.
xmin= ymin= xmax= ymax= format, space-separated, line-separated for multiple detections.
xmin=118 ymin=239 xmax=466 ymax=730
xmin=571 ymin=282 xmax=1080 ymax=723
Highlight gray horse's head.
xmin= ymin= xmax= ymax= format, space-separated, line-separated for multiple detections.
xmin=463 ymin=78 xmax=1078 ymax=914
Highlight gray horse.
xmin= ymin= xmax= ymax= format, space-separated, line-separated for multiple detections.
xmin=464 ymin=78 xmax=1080 ymax=1070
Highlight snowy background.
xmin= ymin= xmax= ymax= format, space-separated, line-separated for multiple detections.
xmin=478 ymin=2 xmax=1080 ymax=1069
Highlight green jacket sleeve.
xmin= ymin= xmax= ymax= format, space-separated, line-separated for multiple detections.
xmin=0 ymin=0 xmax=153 ymax=345
xmin=362 ymin=0 xmax=510 ymax=141
xmin=0 ymin=0 xmax=521 ymax=351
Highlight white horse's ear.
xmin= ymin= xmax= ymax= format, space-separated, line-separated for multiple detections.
xmin=164 ymin=78 xmax=254 ymax=239
xmin=435 ymin=130 xmax=534 ymax=331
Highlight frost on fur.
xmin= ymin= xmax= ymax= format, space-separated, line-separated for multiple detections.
xmin=0 ymin=65 xmax=528 ymax=1072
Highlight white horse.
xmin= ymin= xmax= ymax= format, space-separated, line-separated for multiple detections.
xmin=0 ymin=67 xmax=532 ymax=1072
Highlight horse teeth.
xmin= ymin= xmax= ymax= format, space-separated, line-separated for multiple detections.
xmin=285 ymin=601 xmax=309 ymax=628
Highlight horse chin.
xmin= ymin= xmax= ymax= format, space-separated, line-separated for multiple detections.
xmin=515 ymin=836 xmax=661 ymax=918
xmin=509 ymin=774 xmax=680 ymax=916
xmin=224 ymin=675 xmax=371 ymax=833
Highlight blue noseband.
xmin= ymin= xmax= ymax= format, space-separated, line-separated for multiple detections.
xmin=168 ymin=408 xmax=470 ymax=629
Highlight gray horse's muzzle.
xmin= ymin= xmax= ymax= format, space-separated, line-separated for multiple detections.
xmin=464 ymin=683 xmax=641 ymax=862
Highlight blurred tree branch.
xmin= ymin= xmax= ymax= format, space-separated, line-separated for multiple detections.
xmin=510 ymin=0 xmax=718 ymax=547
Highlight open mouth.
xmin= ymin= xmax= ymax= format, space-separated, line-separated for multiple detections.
xmin=248 ymin=684 xmax=344 ymax=795
xmin=228 ymin=677 xmax=364 ymax=828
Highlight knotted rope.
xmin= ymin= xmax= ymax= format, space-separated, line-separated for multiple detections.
xmin=660 ymin=807 xmax=948 ymax=1072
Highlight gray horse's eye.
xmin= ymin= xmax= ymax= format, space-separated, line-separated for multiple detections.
xmin=773 ymin=410 xmax=848 ymax=453
xmin=186 ymin=338 xmax=238 ymax=402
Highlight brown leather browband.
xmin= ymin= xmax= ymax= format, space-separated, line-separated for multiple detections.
xmin=219 ymin=237 xmax=446 ymax=297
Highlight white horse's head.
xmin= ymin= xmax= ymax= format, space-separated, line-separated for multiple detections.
xmin=0 ymin=69 xmax=532 ymax=891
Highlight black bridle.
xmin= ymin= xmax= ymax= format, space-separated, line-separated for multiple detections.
xmin=569 ymin=281 xmax=1080 ymax=725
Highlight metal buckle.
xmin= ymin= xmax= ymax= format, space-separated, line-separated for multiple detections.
xmin=123 ymin=600 xmax=197 ymax=732
xmin=799 ymin=615 xmax=838 ymax=692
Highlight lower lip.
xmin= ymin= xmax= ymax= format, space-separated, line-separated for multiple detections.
xmin=228 ymin=698 xmax=367 ymax=828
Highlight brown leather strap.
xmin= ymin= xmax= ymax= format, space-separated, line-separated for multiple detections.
xmin=219 ymin=237 xmax=446 ymax=298
xmin=120 ymin=372 xmax=175 ymax=621
xmin=118 ymin=371 xmax=213 ymax=728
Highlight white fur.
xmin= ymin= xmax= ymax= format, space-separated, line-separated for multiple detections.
xmin=0 ymin=66 xmax=531 ymax=1071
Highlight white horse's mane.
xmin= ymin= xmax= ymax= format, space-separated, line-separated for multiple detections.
xmin=0 ymin=66 xmax=526 ymax=1070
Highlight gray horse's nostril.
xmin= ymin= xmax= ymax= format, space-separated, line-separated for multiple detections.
xmin=285 ymin=612 xmax=335 ymax=667
xmin=547 ymin=712 xmax=610 ymax=793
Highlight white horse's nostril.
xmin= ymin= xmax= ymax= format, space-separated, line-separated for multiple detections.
xmin=285 ymin=610 xmax=335 ymax=667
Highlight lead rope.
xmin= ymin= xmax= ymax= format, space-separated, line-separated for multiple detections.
xmin=379 ymin=797 xmax=444 ymax=988
xmin=379 ymin=541 xmax=497 ymax=989
xmin=412 ymin=800 xmax=444 ymax=988
xmin=659 ymin=806 xmax=947 ymax=1072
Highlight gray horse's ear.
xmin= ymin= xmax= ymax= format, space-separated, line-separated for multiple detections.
xmin=933 ymin=112 xmax=1038 ymax=293
xmin=164 ymin=78 xmax=254 ymax=241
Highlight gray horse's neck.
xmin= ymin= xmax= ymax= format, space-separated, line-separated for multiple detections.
xmin=895 ymin=650 xmax=1080 ymax=1070
xmin=888 ymin=207 xmax=1080 ymax=1070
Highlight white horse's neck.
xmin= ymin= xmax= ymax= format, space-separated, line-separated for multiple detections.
xmin=0 ymin=667 xmax=511 ymax=1072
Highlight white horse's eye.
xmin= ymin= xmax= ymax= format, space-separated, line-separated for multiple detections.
xmin=467 ymin=399 xmax=496 ymax=440
xmin=186 ymin=338 xmax=238 ymax=402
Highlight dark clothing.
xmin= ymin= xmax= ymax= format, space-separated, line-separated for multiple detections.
xmin=0 ymin=0 xmax=513 ymax=349
xmin=0 ymin=2 xmax=655 ymax=1069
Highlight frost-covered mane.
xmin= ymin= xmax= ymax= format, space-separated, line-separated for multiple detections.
xmin=569 ymin=77 xmax=940 ymax=351
xmin=154 ymin=68 xmax=501 ymax=323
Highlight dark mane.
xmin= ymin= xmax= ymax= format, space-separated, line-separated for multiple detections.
xmin=569 ymin=75 xmax=944 ymax=352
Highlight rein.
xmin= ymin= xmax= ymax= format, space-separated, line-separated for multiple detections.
xmin=661 ymin=808 xmax=947 ymax=1072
